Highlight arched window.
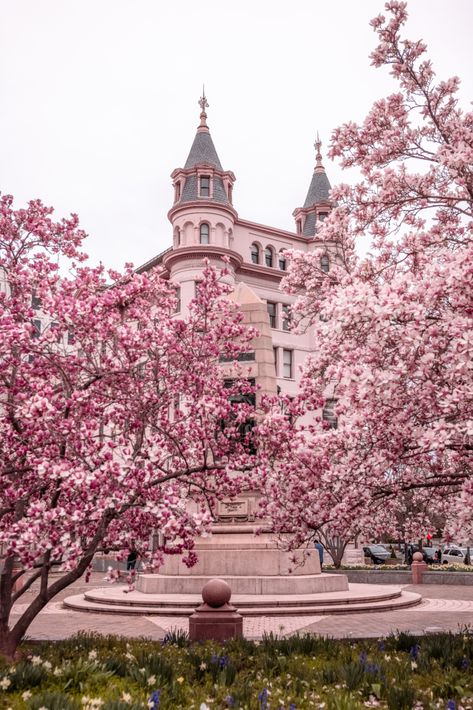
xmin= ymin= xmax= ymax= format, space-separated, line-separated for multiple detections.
xmin=264 ymin=247 xmax=274 ymax=268
xmin=250 ymin=243 xmax=259 ymax=264
xmin=320 ymin=254 xmax=330 ymax=273
xmin=279 ymin=251 xmax=287 ymax=271
xmin=200 ymin=223 xmax=210 ymax=245
xmin=174 ymin=227 xmax=181 ymax=247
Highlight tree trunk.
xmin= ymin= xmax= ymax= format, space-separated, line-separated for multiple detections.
xmin=319 ymin=531 xmax=348 ymax=569
xmin=0 ymin=551 xmax=97 ymax=661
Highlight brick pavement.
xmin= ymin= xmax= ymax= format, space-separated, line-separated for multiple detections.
xmin=9 ymin=574 xmax=473 ymax=642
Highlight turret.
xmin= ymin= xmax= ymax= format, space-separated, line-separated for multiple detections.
xmin=168 ymin=91 xmax=237 ymax=252
xmin=164 ymin=93 xmax=241 ymax=301
xmin=293 ymin=134 xmax=332 ymax=237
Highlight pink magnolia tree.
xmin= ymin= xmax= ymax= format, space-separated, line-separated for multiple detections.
xmin=0 ymin=195 xmax=256 ymax=658
xmin=259 ymin=1 xmax=473 ymax=547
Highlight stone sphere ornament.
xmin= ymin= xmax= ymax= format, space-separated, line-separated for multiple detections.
xmin=413 ymin=551 xmax=423 ymax=562
xmin=202 ymin=578 xmax=232 ymax=608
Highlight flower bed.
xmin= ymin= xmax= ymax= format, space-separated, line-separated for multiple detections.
xmin=1 ymin=630 xmax=473 ymax=709
xmin=325 ymin=564 xmax=473 ymax=573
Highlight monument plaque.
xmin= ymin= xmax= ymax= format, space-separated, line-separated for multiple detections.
xmin=217 ymin=499 xmax=248 ymax=519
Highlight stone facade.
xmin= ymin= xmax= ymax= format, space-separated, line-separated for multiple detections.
xmin=138 ymin=95 xmax=336 ymax=408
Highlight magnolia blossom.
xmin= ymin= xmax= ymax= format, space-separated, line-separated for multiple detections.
xmin=0 ymin=196 xmax=257 ymax=658
xmin=259 ymin=1 xmax=473 ymax=546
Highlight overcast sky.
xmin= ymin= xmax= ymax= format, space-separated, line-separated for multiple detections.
xmin=1 ymin=1 xmax=472 ymax=271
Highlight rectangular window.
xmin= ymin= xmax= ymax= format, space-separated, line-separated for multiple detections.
xmin=282 ymin=304 xmax=290 ymax=331
xmin=31 ymin=290 xmax=41 ymax=310
xmin=273 ymin=347 xmax=278 ymax=376
xmin=219 ymin=351 xmax=256 ymax=363
xmin=282 ymin=349 xmax=293 ymax=379
xmin=50 ymin=321 xmax=62 ymax=343
xmin=200 ymin=175 xmax=210 ymax=197
xmin=322 ymin=398 xmax=338 ymax=429
xmin=174 ymin=286 xmax=181 ymax=313
xmin=267 ymin=301 xmax=277 ymax=329
xmin=32 ymin=319 xmax=41 ymax=338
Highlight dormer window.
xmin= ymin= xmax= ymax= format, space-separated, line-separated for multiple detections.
xmin=296 ymin=219 xmax=303 ymax=234
xmin=250 ymin=243 xmax=259 ymax=264
xmin=200 ymin=175 xmax=210 ymax=197
xmin=200 ymin=223 xmax=210 ymax=245
xmin=174 ymin=182 xmax=181 ymax=202
xmin=320 ymin=254 xmax=330 ymax=273
xmin=318 ymin=212 xmax=328 ymax=222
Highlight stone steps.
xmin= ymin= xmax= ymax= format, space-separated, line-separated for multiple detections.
xmin=63 ymin=585 xmax=421 ymax=617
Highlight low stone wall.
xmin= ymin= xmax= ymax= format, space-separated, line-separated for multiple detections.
xmin=332 ymin=569 xmax=473 ymax=585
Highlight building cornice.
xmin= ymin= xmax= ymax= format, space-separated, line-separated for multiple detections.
xmin=171 ymin=166 xmax=236 ymax=181
xmin=136 ymin=247 xmax=172 ymax=274
xmin=168 ymin=201 xmax=238 ymax=223
xmin=235 ymin=217 xmax=311 ymax=243
xmin=162 ymin=245 xmax=244 ymax=273
xmin=292 ymin=201 xmax=332 ymax=218
xmin=237 ymin=263 xmax=284 ymax=283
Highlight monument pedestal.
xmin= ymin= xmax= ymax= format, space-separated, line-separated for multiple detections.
xmin=136 ymin=523 xmax=349 ymax=596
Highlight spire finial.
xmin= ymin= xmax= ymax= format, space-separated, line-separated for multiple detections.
xmin=198 ymin=86 xmax=209 ymax=131
xmin=314 ymin=131 xmax=323 ymax=169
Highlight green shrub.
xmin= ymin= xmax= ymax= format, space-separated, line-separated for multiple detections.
xmin=8 ymin=661 xmax=47 ymax=691
xmin=27 ymin=691 xmax=80 ymax=709
xmin=384 ymin=683 xmax=416 ymax=709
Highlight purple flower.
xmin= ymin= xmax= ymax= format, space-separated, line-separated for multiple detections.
xmin=148 ymin=689 xmax=161 ymax=709
xmin=409 ymin=644 xmax=420 ymax=660
xmin=225 ymin=696 xmax=235 ymax=707
xmin=447 ymin=701 xmax=456 ymax=710
xmin=258 ymin=687 xmax=268 ymax=710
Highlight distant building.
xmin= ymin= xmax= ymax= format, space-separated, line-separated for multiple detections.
xmin=138 ymin=93 xmax=336 ymax=406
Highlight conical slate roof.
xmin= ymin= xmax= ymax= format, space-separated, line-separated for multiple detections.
xmin=184 ymin=131 xmax=223 ymax=170
xmin=178 ymin=93 xmax=230 ymax=205
xmin=303 ymin=170 xmax=332 ymax=208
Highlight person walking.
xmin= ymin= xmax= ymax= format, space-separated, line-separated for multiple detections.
xmin=314 ymin=539 xmax=325 ymax=569
xmin=126 ymin=547 xmax=138 ymax=571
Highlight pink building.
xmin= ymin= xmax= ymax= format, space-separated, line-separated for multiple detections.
xmin=138 ymin=94 xmax=335 ymax=404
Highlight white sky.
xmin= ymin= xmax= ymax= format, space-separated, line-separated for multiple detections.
xmin=1 ymin=0 xmax=472 ymax=271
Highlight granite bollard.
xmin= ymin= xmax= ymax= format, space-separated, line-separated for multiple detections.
xmin=411 ymin=551 xmax=428 ymax=584
xmin=189 ymin=578 xmax=243 ymax=642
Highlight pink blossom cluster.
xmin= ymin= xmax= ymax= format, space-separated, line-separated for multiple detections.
xmin=0 ymin=196 xmax=257 ymax=656
xmin=258 ymin=1 xmax=473 ymax=548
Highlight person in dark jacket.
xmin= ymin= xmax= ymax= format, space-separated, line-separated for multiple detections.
xmin=126 ymin=548 xmax=138 ymax=571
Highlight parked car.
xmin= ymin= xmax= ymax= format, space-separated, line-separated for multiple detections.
xmin=442 ymin=547 xmax=468 ymax=564
xmin=363 ymin=544 xmax=391 ymax=564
